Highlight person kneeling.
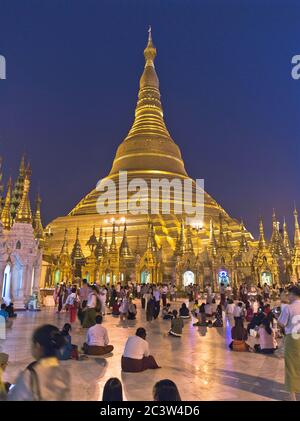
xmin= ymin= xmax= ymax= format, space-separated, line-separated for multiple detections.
xmin=121 ymin=327 xmax=160 ymax=372
xmin=83 ymin=315 xmax=114 ymax=356
xmin=169 ymin=310 xmax=184 ymax=337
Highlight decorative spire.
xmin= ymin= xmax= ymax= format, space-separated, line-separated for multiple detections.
xmin=283 ymin=217 xmax=292 ymax=255
xmin=209 ymin=218 xmax=217 ymax=256
xmin=32 ymin=192 xmax=44 ymax=241
xmin=185 ymin=224 xmax=194 ymax=254
xmin=10 ymin=155 xmax=26 ymax=220
xmin=86 ymin=226 xmax=98 ymax=254
xmin=71 ymin=227 xmax=85 ymax=264
xmin=134 ymin=235 xmax=141 ymax=255
xmin=15 ymin=164 xmax=32 ymax=224
xmin=239 ymin=220 xmax=249 ymax=253
xmin=119 ymin=223 xmax=133 ymax=258
xmin=1 ymin=178 xmax=12 ymax=229
xmin=109 ymin=222 xmax=117 ymax=253
xmin=258 ymin=217 xmax=266 ymax=250
xmin=294 ymin=206 xmax=300 ymax=248
xmin=218 ymin=213 xmax=227 ymax=248
xmin=103 ymin=231 xmax=108 ymax=256
xmin=146 ymin=221 xmax=158 ymax=252
xmin=60 ymin=229 xmax=69 ymax=256
xmin=270 ymin=209 xmax=285 ymax=257
xmin=95 ymin=226 xmax=104 ymax=260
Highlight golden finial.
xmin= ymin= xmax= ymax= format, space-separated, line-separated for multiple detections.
xmin=33 ymin=191 xmax=44 ymax=240
xmin=15 ymin=165 xmax=32 ymax=224
xmin=1 ymin=178 xmax=12 ymax=229
xmin=144 ymin=25 xmax=157 ymax=63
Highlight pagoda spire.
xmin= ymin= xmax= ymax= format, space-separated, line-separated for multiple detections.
xmin=270 ymin=209 xmax=285 ymax=256
xmin=71 ymin=227 xmax=85 ymax=263
xmin=146 ymin=221 xmax=158 ymax=252
xmin=258 ymin=217 xmax=267 ymax=250
xmin=60 ymin=229 xmax=69 ymax=255
xmin=10 ymin=155 xmax=26 ymax=220
xmin=239 ymin=220 xmax=249 ymax=253
xmin=109 ymin=221 xmax=117 ymax=253
xmin=86 ymin=225 xmax=98 ymax=254
xmin=103 ymin=231 xmax=108 ymax=256
xmin=32 ymin=192 xmax=44 ymax=241
xmin=15 ymin=164 xmax=32 ymax=224
xmin=209 ymin=218 xmax=217 ymax=256
xmin=185 ymin=224 xmax=194 ymax=254
xmin=134 ymin=235 xmax=141 ymax=255
xmin=294 ymin=206 xmax=300 ymax=248
xmin=283 ymin=217 xmax=292 ymax=254
xmin=95 ymin=226 xmax=104 ymax=259
xmin=1 ymin=178 xmax=12 ymax=230
xmin=119 ymin=223 xmax=133 ymax=257
xmin=218 ymin=213 xmax=227 ymax=248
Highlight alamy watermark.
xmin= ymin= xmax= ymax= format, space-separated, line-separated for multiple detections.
xmin=291 ymin=55 xmax=300 ymax=80
xmin=96 ymin=171 xmax=204 ymax=226
xmin=0 ymin=54 xmax=6 ymax=79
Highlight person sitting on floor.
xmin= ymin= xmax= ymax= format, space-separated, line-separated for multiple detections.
xmin=102 ymin=377 xmax=123 ymax=401
xmin=229 ymin=317 xmax=250 ymax=352
xmin=169 ymin=310 xmax=184 ymax=337
xmin=153 ymin=379 xmax=181 ymax=401
xmin=0 ymin=304 xmax=13 ymax=329
xmin=57 ymin=323 xmax=79 ymax=360
xmin=254 ymin=316 xmax=277 ymax=354
xmin=193 ymin=303 xmax=207 ymax=326
xmin=211 ymin=298 xmax=217 ymax=316
xmin=121 ymin=327 xmax=160 ymax=372
xmin=127 ymin=299 xmax=137 ymax=320
xmin=213 ymin=304 xmax=223 ymax=327
xmin=6 ymin=303 xmax=17 ymax=318
xmin=112 ymin=299 xmax=120 ymax=316
xmin=179 ymin=303 xmax=190 ymax=319
xmin=83 ymin=315 xmax=114 ymax=356
xmin=162 ymin=303 xmax=173 ymax=320
xmin=0 ymin=353 xmax=10 ymax=400
xmin=191 ymin=300 xmax=200 ymax=317
xmin=204 ymin=301 xmax=213 ymax=317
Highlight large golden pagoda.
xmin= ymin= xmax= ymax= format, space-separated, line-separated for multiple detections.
xmin=43 ymin=30 xmax=270 ymax=287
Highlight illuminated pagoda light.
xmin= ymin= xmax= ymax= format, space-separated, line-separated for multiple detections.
xmin=42 ymin=29 xmax=296 ymax=289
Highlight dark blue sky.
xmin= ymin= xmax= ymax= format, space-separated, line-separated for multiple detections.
xmin=0 ymin=0 xmax=299 ymax=238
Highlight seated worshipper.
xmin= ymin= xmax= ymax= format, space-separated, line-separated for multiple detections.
xmin=254 ymin=317 xmax=277 ymax=354
xmin=229 ymin=318 xmax=250 ymax=352
xmin=127 ymin=300 xmax=137 ymax=320
xmin=102 ymin=377 xmax=123 ymax=402
xmin=247 ymin=307 xmax=265 ymax=333
xmin=179 ymin=303 xmax=191 ymax=319
xmin=162 ymin=303 xmax=173 ymax=320
xmin=233 ymin=302 xmax=245 ymax=321
xmin=119 ymin=298 xmax=129 ymax=321
xmin=153 ymin=379 xmax=181 ymax=402
xmin=245 ymin=301 xmax=254 ymax=322
xmin=82 ymin=285 xmax=100 ymax=328
xmin=193 ymin=303 xmax=207 ymax=326
xmin=57 ymin=323 xmax=79 ymax=360
xmin=213 ymin=305 xmax=223 ymax=327
xmin=0 ymin=353 xmax=10 ymax=400
xmin=204 ymin=301 xmax=213 ymax=317
xmin=112 ymin=299 xmax=120 ymax=317
xmin=121 ymin=327 xmax=160 ymax=372
xmin=211 ymin=298 xmax=217 ymax=315
xmin=83 ymin=315 xmax=114 ymax=356
xmin=191 ymin=300 xmax=200 ymax=317
xmin=0 ymin=304 xmax=13 ymax=329
xmin=6 ymin=303 xmax=17 ymax=318
xmin=169 ymin=310 xmax=184 ymax=337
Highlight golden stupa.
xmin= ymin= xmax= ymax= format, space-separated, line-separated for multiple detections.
xmin=44 ymin=29 xmax=253 ymax=283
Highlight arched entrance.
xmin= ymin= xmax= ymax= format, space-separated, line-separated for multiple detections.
xmin=261 ymin=271 xmax=272 ymax=286
xmin=218 ymin=269 xmax=230 ymax=286
xmin=183 ymin=270 xmax=195 ymax=287
xmin=141 ymin=269 xmax=150 ymax=284
xmin=2 ymin=264 xmax=11 ymax=304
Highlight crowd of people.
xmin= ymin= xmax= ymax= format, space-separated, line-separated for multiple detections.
xmin=1 ymin=278 xmax=300 ymax=401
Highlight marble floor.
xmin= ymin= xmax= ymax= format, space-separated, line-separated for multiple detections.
xmin=0 ymin=300 xmax=288 ymax=401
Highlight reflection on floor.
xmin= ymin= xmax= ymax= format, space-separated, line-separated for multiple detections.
xmin=0 ymin=300 xmax=287 ymax=401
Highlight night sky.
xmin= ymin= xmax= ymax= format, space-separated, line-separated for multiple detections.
xmin=0 ymin=0 xmax=300 ymax=238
